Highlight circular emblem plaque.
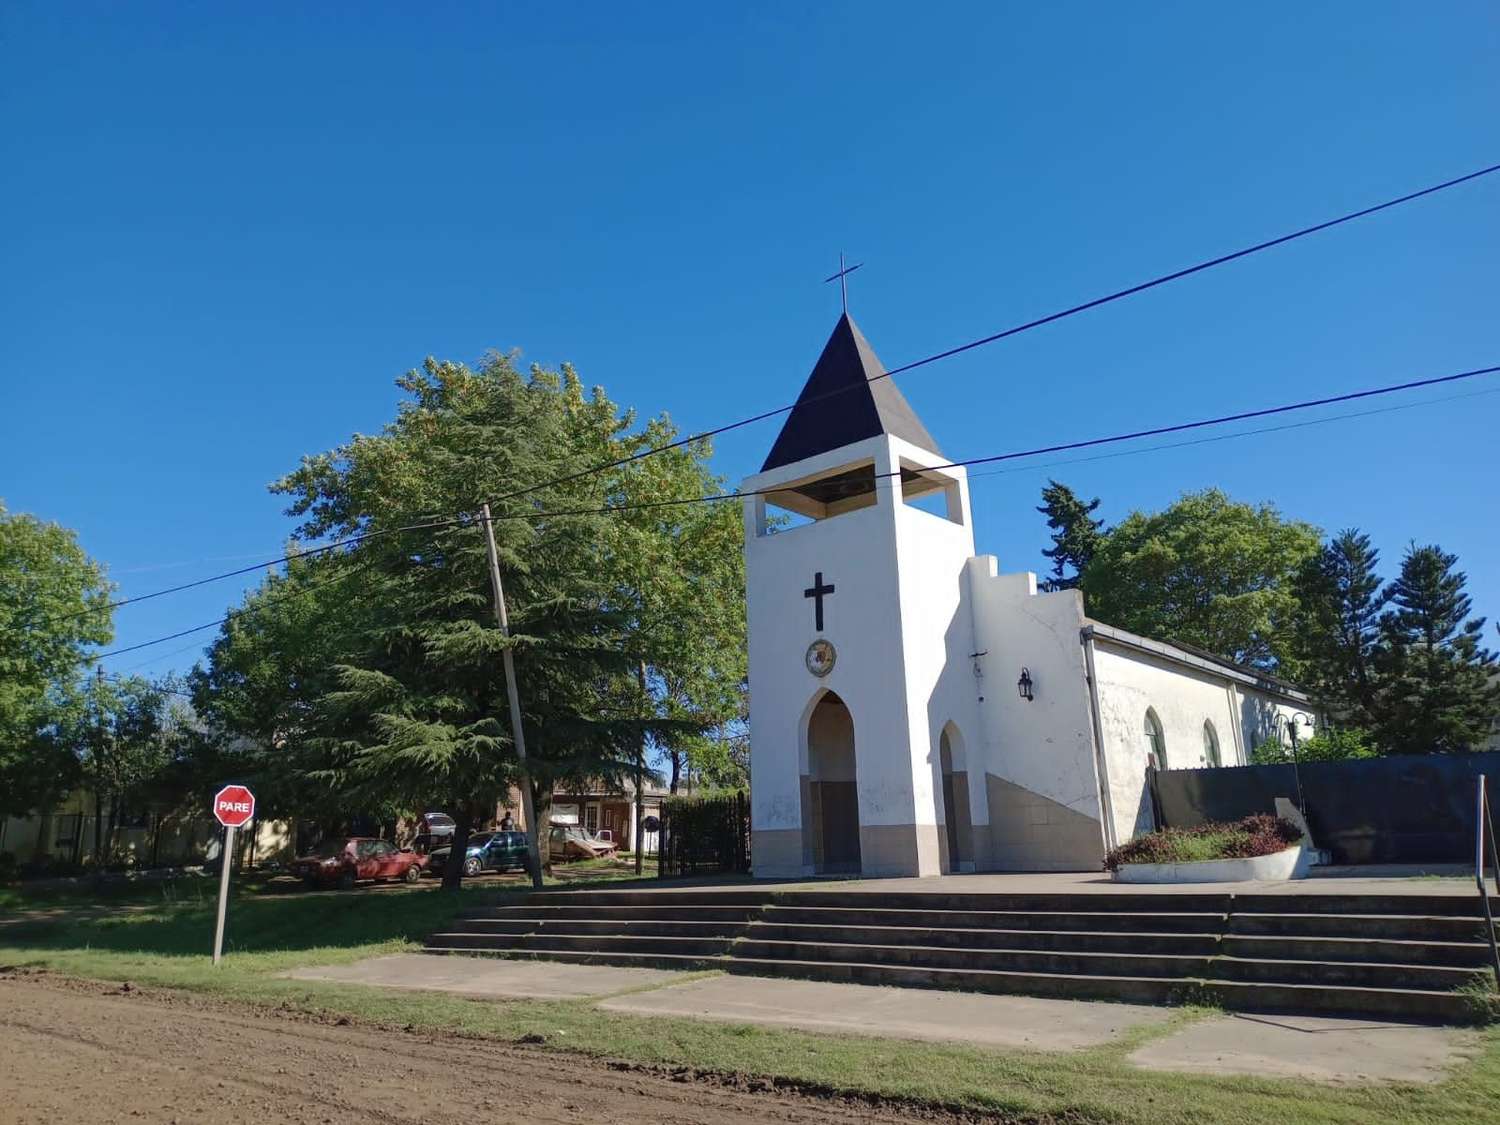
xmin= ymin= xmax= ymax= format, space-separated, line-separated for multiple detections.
xmin=805 ymin=639 xmax=837 ymax=677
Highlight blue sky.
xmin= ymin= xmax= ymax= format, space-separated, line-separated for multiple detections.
xmin=3 ymin=3 xmax=1498 ymax=679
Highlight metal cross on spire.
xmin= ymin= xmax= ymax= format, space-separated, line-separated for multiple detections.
xmin=823 ymin=252 xmax=863 ymax=314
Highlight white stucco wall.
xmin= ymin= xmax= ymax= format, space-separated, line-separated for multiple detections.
xmin=1089 ymin=631 xmax=1316 ymax=845
xmin=963 ymin=560 xmax=1106 ymax=864
xmin=889 ymin=438 xmax=980 ymax=866
xmin=741 ymin=429 xmax=1320 ymax=875
xmin=965 ymin=563 xmax=1100 ymax=818
xmin=743 ymin=434 xmax=977 ymax=875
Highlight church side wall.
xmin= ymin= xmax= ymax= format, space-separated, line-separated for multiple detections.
xmin=1234 ymin=689 xmax=1315 ymax=759
xmin=1091 ymin=641 xmax=1315 ymax=845
xmin=1092 ymin=643 xmax=1245 ymax=845
xmin=963 ymin=559 xmax=1106 ymax=872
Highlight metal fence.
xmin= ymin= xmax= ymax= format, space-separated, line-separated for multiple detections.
xmin=1150 ymin=750 xmax=1500 ymax=865
xmin=657 ymin=790 xmax=751 ymax=877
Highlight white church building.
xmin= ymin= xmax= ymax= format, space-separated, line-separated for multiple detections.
xmin=744 ymin=314 xmax=1315 ymax=879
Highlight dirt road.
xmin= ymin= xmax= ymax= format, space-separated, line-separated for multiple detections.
xmin=0 ymin=974 xmax=981 ymax=1124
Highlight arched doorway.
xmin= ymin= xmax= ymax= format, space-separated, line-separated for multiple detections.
xmin=807 ymin=691 xmax=861 ymax=874
xmin=939 ymin=723 xmax=972 ymax=873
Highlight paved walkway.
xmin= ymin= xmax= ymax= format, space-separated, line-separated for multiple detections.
xmin=285 ymin=953 xmax=682 ymax=998
xmin=1130 ymin=1011 xmax=1479 ymax=1084
xmin=599 ymin=973 xmax=1170 ymax=1050
xmin=284 ymin=954 xmax=1480 ymax=1083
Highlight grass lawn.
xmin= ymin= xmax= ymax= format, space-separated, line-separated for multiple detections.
xmin=3 ymin=874 xmax=1498 ymax=1124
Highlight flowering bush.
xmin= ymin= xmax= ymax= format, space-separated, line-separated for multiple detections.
xmin=1103 ymin=814 xmax=1302 ymax=872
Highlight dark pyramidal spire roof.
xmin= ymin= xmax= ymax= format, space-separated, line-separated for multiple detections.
xmin=761 ymin=313 xmax=943 ymax=472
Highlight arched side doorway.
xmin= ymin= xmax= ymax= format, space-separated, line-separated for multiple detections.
xmin=806 ymin=691 xmax=861 ymax=874
xmin=938 ymin=723 xmax=973 ymax=873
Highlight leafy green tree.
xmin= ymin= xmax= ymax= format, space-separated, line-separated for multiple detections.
xmin=606 ymin=444 xmax=747 ymax=796
xmin=0 ymin=503 xmax=114 ymax=817
xmin=1036 ymin=480 xmax=1106 ymax=591
xmin=1291 ymin=529 xmax=1388 ymax=726
xmin=1080 ymin=489 xmax=1321 ymax=670
xmin=1374 ymin=544 xmax=1500 ymax=754
xmin=259 ymin=353 xmax=740 ymax=888
xmin=189 ymin=549 xmax=386 ymax=825
xmin=86 ymin=674 xmax=168 ymax=864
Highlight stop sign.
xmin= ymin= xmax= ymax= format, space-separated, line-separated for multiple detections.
xmin=213 ymin=784 xmax=256 ymax=828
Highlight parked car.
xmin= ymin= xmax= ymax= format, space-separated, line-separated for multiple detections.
xmin=427 ymin=830 xmax=532 ymax=878
xmin=289 ymin=837 xmax=426 ymax=890
xmin=547 ymin=824 xmax=620 ymax=862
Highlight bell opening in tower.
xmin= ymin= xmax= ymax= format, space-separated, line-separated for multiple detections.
xmin=754 ymin=457 xmax=879 ymax=536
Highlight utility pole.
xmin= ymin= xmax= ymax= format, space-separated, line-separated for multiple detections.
xmin=635 ymin=661 xmax=647 ymax=877
xmin=479 ymin=502 xmax=544 ymax=890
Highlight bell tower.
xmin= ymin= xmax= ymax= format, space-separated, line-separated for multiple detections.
xmin=743 ymin=314 xmax=979 ymax=878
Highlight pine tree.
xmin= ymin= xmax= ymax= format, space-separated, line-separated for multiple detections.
xmin=1375 ymin=543 xmax=1500 ymax=754
xmin=1292 ymin=529 xmax=1388 ymax=725
xmin=1037 ymin=480 xmax=1106 ymax=591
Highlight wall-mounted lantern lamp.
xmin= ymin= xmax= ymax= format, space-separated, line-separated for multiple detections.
xmin=1017 ymin=667 xmax=1034 ymax=702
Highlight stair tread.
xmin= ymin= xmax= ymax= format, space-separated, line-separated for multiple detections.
xmin=1232 ymin=911 xmax=1488 ymax=922
xmin=732 ymin=957 xmax=1470 ymax=1003
xmin=454 ymin=919 xmax=745 ymax=927
xmin=738 ymin=939 xmax=1209 ymax=961
xmin=429 ymin=932 xmax=729 ymax=943
xmin=1211 ymin=953 xmax=1481 ymax=974
xmin=727 ymin=957 xmax=1182 ymax=985
xmin=1227 ymin=933 xmax=1491 ymax=950
xmin=749 ymin=921 xmax=1217 ymax=939
xmin=1204 ymin=977 xmax=1469 ymax=999
xmin=765 ymin=906 xmax=1227 ymax=919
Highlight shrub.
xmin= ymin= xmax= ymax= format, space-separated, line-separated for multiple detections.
xmin=1104 ymin=814 xmax=1302 ymax=872
xmin=1250 ymin=727 xmax=1379 ymax=764
xmin=0 ymin=851 xmax=16 ymax=885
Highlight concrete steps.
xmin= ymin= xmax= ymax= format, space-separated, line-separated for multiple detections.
xmin=1223 ymin=933 xmax=1495 ymax=967
xmin=746 ymin=921 xmax=1222 ymax=955
xmin=760 ymin=905 xmax=1227 ymax=933
xmin=424 ymin=887 xmax=1499 ymax=1023
xmin=1227 ymin=911 xmax=1490 ymax=941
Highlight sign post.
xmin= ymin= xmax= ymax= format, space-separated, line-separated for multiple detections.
xmin=211 ymin=784 xmax=255 ymax=966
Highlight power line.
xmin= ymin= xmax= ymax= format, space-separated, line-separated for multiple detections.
xmin=89 ymin=357 xmax=1500 ymax=662
xmin=486 ymin=160 xmax=1500 ymax=506
xmin=39 ymin=162 xmax=1500 ymax=631
xmin=964 ymin=384 xmax=1500 ymax=482
xmin=39 ymin=514 xmax=471 ymax=629
xmin=93 ymin=547 xmax=394 ymax=661
xmin=474 ymin=361 xmax=1500 ymax=522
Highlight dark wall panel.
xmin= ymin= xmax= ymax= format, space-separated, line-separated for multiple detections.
xmin=1151 ymin=751 xmax=1500 ymax=865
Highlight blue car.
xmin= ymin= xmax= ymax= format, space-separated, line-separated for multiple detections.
xmin=427 ymin=830 xmax=531 ymax=877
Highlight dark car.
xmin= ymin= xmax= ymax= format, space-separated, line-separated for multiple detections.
xmin=427 ymin=830 xmax=532 ymax=878
xmin=289 ymin=836 xmax=426 ymax=890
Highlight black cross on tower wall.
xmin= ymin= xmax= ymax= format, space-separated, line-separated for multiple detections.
xmin=804 ymin=571 xmax=835 ymax=632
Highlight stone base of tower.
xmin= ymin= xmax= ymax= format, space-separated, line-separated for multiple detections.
xmin=751 ymin=824 xmax=946 ymax=879
xmin=750 ymin=829 xmax=812 ymax=879
xmin=858 ymin=824 xmax=943 ymax=877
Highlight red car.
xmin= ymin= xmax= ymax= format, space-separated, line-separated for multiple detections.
xmin=289 ymin=836 xmax=426 ymax=890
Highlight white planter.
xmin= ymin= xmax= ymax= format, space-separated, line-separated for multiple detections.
xmin=1112 ymin=844 xmax=1309 ymax=884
